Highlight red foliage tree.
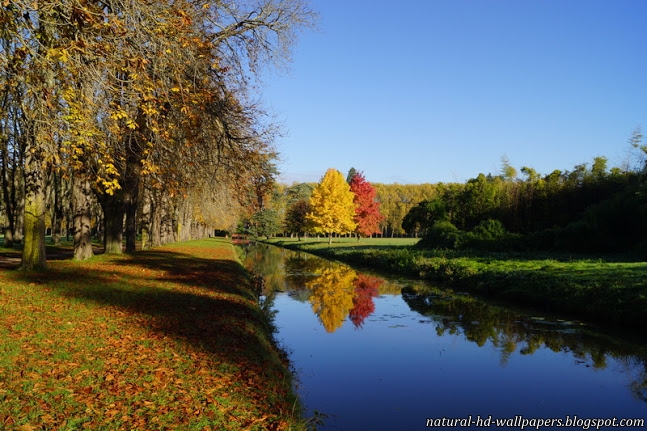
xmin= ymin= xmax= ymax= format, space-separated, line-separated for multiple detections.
xmin=349 ymin=172 xmax=385 ymax=238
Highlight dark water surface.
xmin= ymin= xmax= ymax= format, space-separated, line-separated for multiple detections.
xmin=240 ymin=242 xmax=647 ymax=430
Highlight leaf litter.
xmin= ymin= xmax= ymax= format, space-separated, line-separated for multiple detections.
xmin=0 ymin=239 xmax=302 ymax=430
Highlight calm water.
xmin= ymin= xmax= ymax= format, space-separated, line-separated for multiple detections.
xmin=240 ymin=242 xmax=647 ymax=430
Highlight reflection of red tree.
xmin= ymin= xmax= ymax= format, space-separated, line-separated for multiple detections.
xmin=349 ymin=274 xmax=382 ymax=328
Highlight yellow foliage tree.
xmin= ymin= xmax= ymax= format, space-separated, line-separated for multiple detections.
xmin=307 ymin=168 xmax=356 ymax=244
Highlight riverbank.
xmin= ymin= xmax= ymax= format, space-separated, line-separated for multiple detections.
xmin=0 ymin=238 xmax=307 ymax=430
xmin=262 ymin=237 xmax=647 ymax=333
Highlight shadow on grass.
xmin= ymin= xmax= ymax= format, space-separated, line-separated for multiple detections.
xmin=0 ymin=243 xmax=104 ymax=269
xmin=11 ymin=246 xmax=283 ymax=375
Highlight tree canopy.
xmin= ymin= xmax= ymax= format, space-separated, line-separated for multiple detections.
xmin=349 ymin=171 xmax=383 ymax=238
xmin=0 ymin=0 xmax=316 ymax=268
xmin=307 ymin=168 xmax=356 ymax=244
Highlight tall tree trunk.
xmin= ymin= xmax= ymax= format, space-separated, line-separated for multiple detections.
xmin=124 ymin=182 xmax=139 ymax=253
xmin=72 ymin=177 xmax=94 ymax=260
xmin=22 ymin=148 xmax=47 ymax=270
xmin=3 ymin=215 xmax=14 ymax=248
xmin=101 ymin=196 xmax=124 ymax=254
xmin=124 ymin=152 xmax=141 ymax=253
xmin=1 ymin=202 xmax=15 ymax=249
xmin=151 ymin=196 xmax=161 ymax=247
xmin=125 ymin=195 xmax=138 ymax=253
xmin=139 ymin=185 xmax=151 ymax=250
xmin=51 ymin=170 xmax=64 ymax=246
xmin=0 ymin=148 xmax=16 ymax=248
xmin=14 ymin=200 xmax=24 ymax=243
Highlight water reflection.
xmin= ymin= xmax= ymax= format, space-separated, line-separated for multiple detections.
xmin=349 ymin=274 xmax=382 ymax=328
xmin=239 ymin=241 xmax=647 ymax=415
xmin=306 ymin=262 xmax=357 ymax=332
xmin=402 ymin=286 xmax=647 ymax=402
xmin=241 ymin=241 xmax=384 ymax=332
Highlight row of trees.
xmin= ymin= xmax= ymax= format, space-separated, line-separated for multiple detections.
xmin=243 ymin=168 xmax=385 ymax=243
xmin=243 ymin=132 xmax=647 ymax=254
xmin=1 ymin=0 xmax=315 ymax=269
xmin=403 ymin=137 xmax=647 ymax=253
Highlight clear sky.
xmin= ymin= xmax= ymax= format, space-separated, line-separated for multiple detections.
xmin=262 ymin=0 xmax=647 ymax=185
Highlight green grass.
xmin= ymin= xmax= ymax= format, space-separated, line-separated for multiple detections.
xmin=269 ymin=236 xmax=419 ymax=247
xmin=0 ymin=238 xmax=308 ymax=431
xmin=263 ymin=237 xmax=647 ymax=334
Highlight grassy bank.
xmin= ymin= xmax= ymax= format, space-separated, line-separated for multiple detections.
xmin=0 ymin=238 xmax=306 ymax=430
xmin=263 ymin=237 xmax=647 ymax=333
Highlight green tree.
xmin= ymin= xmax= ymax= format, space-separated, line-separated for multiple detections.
xmin=346 ymin=167 xmax=358 ymax=184
xmin=284 ymin=199 xmax=310 ymax=239
xmin=307 ymin=168 xmax=356 ymax=244
xmin=249 ymin=208 xmax=281 ymax=239
xmin=402 ymin=199 xmax=447 ymax=237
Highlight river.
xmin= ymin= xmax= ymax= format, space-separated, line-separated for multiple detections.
xmin=239 ymin=242 xmax=647 ymax=430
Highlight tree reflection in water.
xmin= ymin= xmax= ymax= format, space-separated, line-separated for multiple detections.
xmin=402 ymin=286 xmax=647 ymax=402
xmin=306 ymin=262 xmax=358 ymax=332
xmin=241 ymin=241 xmax=647 ymax=404
xmin=303 ymin=263 xmax=383 ymax=332
xmin=349 ymin=274 xmax=382 ymax=328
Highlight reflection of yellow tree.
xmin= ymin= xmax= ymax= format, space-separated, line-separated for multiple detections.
xmin=307 ymin=263 xmax=357 ymax=332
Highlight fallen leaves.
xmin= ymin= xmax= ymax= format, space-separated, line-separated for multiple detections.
xmin=0 ymin=239 xmax=301 ymax=430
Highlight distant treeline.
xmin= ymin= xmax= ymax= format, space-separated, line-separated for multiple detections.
xmin=249 ymin=132 xmax=647 ymax=255
xmin=403 ymin=152 xmax=647 ymax=254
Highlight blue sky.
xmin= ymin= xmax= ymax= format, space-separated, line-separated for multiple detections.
xmin=262 ymin=0 xmax=647 ymax=185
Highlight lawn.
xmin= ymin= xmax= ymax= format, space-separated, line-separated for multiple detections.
xmin=265 ymin=236 xmax=419 ymax=249
xmin=0 ymin=238 xmax=306 ymax=431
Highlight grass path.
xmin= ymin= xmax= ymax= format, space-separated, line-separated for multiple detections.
xmin=0 ymin=238 xmax=304 ymax=431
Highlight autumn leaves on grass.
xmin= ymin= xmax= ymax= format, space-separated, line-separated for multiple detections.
xmin=0 ymin=239 xmax=302 ymax=430
xmin=306 ymin=168 xmax=384 ymax=244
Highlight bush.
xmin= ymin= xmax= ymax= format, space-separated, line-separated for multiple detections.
xmin=463 ymin=219 xmax=515 ymax=251
xmin=418 ymin=220 xmax=463 ymax=250
xmin=469 ymin=219 xmax=506 ymax=240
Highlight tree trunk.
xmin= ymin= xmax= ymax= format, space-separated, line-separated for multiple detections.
xmin=139 ymin=186 xmax=151 ymax=250
xmin=151 ymin=198 xmax=161 ymax=247
xmin=1 ymin=153 xmax=16 ymax=249
xmin=3 ymin=219 xmax=14 ymax=248
xmin=23 ymin=190 xmax=47 ymax=270
xmin=51 ymin=171 xmax=64 ymax=246
xmin=22 ymin=149 xmax=47 ymax=270
xmin=72 ymin=178 xmax=94 ymax=260
xmin=124 ymin=155 xmax=141 ymax=253
xmin=101 ymin=197 xmax=124 ymax=254
xmin=125 ymin=194 xmax=138 ymax=253
xmin=14 ymin=199 xmax=24 ymax=243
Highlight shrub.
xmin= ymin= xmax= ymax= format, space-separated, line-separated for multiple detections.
xmin=418 ymin=220 xmax=463 ymax=250
xmin=463 ymin=219 xmax=515 ymax=251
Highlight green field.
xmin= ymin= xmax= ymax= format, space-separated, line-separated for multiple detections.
xmin=0 ymin=238 xmax=308 ymax=431
xmin=264 ymin=237 xmax=647 ymax=334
